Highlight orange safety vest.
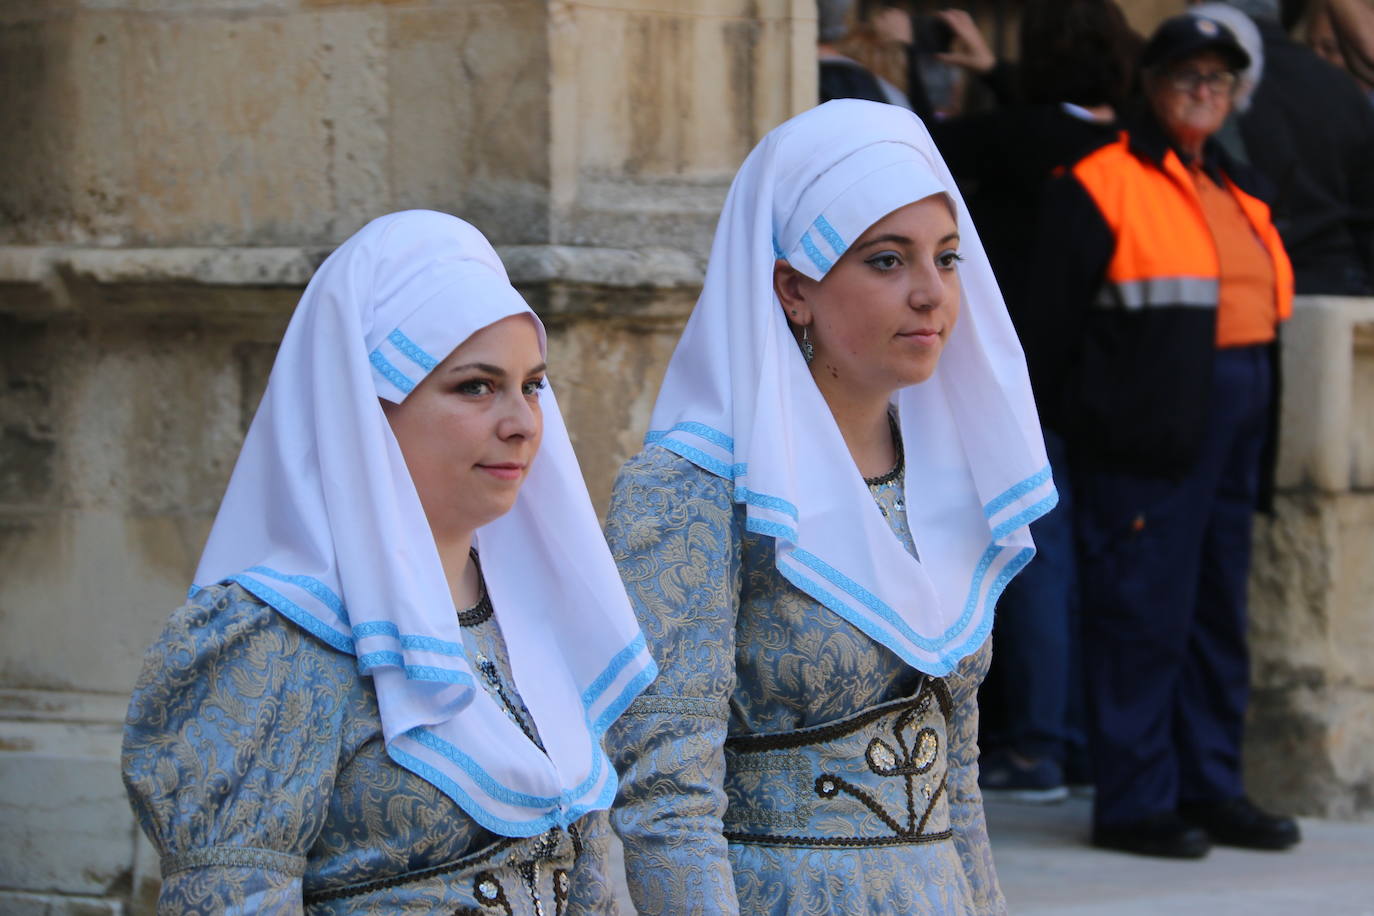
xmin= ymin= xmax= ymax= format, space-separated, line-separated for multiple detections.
xmin=1071 ymin=132 xmax=1293 ymax=322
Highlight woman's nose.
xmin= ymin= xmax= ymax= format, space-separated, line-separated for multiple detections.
xmin=908 ymin=261 xmax=944 ymax=311
xmin=497 ymin=390 xmax=539 ymax=440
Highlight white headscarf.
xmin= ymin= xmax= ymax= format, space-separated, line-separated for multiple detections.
xmin=192 ymin=210 xmax=656 ymax=837
xmin=646 ymin=100 xmax=1055 ymax=676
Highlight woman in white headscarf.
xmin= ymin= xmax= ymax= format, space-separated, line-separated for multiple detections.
xmin=121 ymin=210 xmax=656 ymax=914
xmin=605 ymin=100 xmax=1054 ymax=915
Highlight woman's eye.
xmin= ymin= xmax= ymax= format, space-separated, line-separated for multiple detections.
xmin=456 ymin=379 xmax=494 ymax=396
xmin=522 ymin=378 xmax=547 ymax=397
xmin=937 ymin=250 xmax=965 ymax=270
xmin=866 ymin=252 xmax=902 ymax=271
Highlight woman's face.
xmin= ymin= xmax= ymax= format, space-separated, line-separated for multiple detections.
xmin=1148 ymin=51 xmax=1235 ymax=151
xmin=778 ymin=195 xmax=962 ymax=403
xmin=382 ymin=314 xmax=545 ymax=541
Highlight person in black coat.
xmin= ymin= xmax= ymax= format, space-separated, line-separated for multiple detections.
xmin=1221 ymin=0 xmax=1374 ymax=293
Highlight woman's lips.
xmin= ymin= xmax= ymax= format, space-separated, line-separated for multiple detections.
xmin=477 ymin=463 xmax=525 ymax=481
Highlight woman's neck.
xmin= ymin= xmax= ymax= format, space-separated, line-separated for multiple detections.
xmin=434 ymin=532 xmax=480 ymax=608
xmin=825 ymin=391 xmax=898 ymax=480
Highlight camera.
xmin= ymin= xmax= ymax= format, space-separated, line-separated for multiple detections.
xmin=912 ymin=14 xmax=953 ymax=54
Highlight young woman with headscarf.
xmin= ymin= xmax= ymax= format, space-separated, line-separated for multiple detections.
xmin=121 ymin=210 xmax=656 ymax=914
xmin=604 ymin=100 xmax=1055 ymax=915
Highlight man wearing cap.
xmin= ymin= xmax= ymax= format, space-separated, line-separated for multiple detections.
xmin=1024 ymin=14 xmax=1302 ymax=858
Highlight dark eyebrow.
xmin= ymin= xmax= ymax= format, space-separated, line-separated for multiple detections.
xmin=855 ymin=233 xmax=912 ymax=251
xmin=447 ymin=362 xmax=507 ymax=376
xmin=446 ymin=361 xmax=548 ymax=377
xmin=854 ymin=231 xmax=960 ymax=251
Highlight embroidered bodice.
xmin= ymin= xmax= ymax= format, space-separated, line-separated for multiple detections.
xmin=605 ymin=446 xmax=1005 ymax=916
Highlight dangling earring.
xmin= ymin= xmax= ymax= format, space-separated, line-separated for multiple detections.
xmin=801 ymin=326 xmax=814 ymax=364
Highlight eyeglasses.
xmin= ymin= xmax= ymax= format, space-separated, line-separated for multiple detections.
xmin=1167 ymin=68 xmax=1239 ymax=94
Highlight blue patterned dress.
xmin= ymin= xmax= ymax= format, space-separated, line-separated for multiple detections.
xmin=606 ymin=446 xmax=1006 ymax=915
xmin=122 ymin=583 xmax=622 ymax=915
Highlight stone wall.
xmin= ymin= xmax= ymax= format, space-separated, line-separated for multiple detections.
xmin=1246 ymin=296 xmax=1374 ymax=820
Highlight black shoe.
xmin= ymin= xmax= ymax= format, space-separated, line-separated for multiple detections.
xmin=1178 ymin=796 xmax=1302 ymax=851
xmin=1092 ymin=812 xmax=1212 ymax=859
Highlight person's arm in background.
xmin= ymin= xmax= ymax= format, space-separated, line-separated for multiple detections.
xmin=935 ymin=8 xmax=1019 ymax=106
xmin=1326 ymin=0 xmax=1374 ymax=85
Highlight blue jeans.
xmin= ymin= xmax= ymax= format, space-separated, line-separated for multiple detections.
xmin=985 ymin=429 xmax=1084 ymax=766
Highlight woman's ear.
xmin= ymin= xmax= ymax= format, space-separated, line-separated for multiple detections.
xmin=773 ymin=258 xmax=813 ymax=326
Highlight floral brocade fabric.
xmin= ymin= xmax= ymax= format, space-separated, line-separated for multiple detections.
xmin=606 ymin=446 xmax=1006 ymax=915
xmin=121 ymin=583 xmax=622 ymax=915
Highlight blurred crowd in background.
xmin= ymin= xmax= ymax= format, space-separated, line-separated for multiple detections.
xmin=815 ymin=0 xmax=1373 ymax=859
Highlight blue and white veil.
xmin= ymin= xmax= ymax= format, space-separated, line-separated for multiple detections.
xmin=645 ymin=101 xmax=1056 ymax=675
xmin=192 ymin=210 xmax=656 ymax=835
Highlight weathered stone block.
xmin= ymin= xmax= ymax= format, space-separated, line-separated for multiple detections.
xmin=120 ymin=8 xmax=387 ymax=245
xmin=0 ymin=697 xmax=133 ymax=898
xmin=540 ymin=293 xmax=692 ymax=513
xmin=1247 ymin=489 xmax=1374 ymax=820
xmin=1352 ymin=320 xmax=1374 ymax=490
xmin=0 ymin=891 xmax=126 ymax=916
xmin=1 ymin=317 xmax=57 ymax=507
xmin=548 ymin=0 xmax=812 ymax=252
xmin=1246 ymin=680 xmax=1374 ymax=821
xmin=0 ymin=512 xmax=210 ymax=693
xmin=387 ymin=0 xmax=552 ymax=245
xmin=0 ymin=12 xmax=90 ymax=244
xmin=1 ymin=3 xmax=390 ymax=246
xmin=1276 ymin=296 xmax=1374 ymax=492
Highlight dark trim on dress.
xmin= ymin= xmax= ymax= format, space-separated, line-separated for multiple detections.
xmin=724 ymin=677 xmax=948 ymax=754
xmin=303 ymin=837 xmax=519 ymax=904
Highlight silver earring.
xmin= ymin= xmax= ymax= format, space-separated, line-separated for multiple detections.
xmin=801 ymin=326 xmax=814 ymax=364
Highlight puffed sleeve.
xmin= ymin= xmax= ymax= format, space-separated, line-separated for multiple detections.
xmin=122 ymin=584 xmax=356 ymax=915
xmin=944 ymin=638 xmax=1008 ymax=916
xmin=603 ymin=448 xmax=744 ymax=915
xmin=563 ymin=809 xmax=622 ymax=914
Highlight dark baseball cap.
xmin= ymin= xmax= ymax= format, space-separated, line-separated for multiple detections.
xmin=1140 ymin=14 xmax=1251 ymax=71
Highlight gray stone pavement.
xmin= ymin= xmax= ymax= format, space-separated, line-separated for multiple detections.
xmin=987 ymin=795 xmax=1374 ymax=915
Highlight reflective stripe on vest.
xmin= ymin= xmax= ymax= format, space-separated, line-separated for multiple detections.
xmin=1095 ymin=276 xmax=1219 ymax=310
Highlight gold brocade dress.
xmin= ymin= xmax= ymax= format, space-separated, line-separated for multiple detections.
xmin=122 ymin=582 xmax=621 ymax=915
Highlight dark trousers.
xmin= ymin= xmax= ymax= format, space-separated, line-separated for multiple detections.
xmin=1078 ymin=345 xmax=1270 ymax=826
xmin=985 ymin=430 xmax=1085 ymax=765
